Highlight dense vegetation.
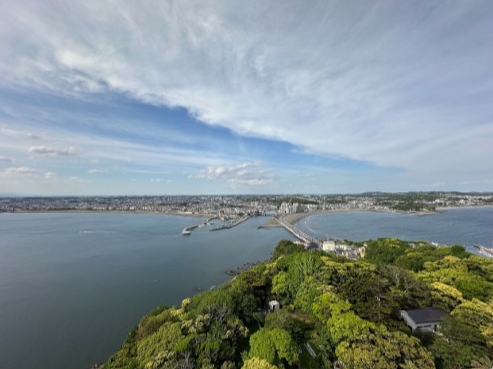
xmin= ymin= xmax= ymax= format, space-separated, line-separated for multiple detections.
xmin=102 ymin=238 xmax=493 ymax=369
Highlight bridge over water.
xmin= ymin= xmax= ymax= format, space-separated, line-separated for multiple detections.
xmin=275 ymin=216 xmax=321 ymax=248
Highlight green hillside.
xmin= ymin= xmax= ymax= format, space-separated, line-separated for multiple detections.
xmin=102 ymin=239 xmax=493 ymax=369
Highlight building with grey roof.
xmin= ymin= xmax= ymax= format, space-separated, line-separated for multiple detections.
xmin=400 ymin=307 xmax=447 ymax=332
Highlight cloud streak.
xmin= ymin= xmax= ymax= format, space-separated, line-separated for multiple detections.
xmin=0 ymin=156 xmax=14 ymax=163
xmin=3 ymin=166 xmax=40 ymax=175
xmin=195 ymin=162 xmax=275 ymax=187
xmin=29 ymin=146 xmax=78 ymax=156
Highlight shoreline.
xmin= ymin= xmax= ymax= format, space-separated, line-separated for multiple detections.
xmin=435 ymin=205 xmax=493 ymax=211
xmin=258 ymin=205 xmax=493 ymax=228
xmin=0 ymin=209 xmax=214 ymax=218
xmin=2 ymin=205 xmax=491 ymax=226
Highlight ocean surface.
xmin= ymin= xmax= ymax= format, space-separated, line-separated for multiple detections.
xmin=295 ymin=207 xmax=493 ymax=254
xmin=0 ymin=207 xmax=491 ymax=369
xmin=0 ymin=214 xmax=292 ymax=369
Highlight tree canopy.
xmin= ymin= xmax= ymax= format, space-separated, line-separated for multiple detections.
xmin=103 ymin=239 xmax=493 ymax=369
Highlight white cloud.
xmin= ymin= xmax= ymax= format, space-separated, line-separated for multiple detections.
xmin=29 ymin=146 xmax=78 ymax=156
xmin=1 ymin=124 xmax=235 ymax=183
xmin=4 ymin=166 xmax=40 ymax=175
xmin=44 ymin=172 xmax=57 ymax=179
xmin=195 ymin=162 xmax=275 ymax=186
xmin=0 ymin=156 xmax=14 ymax=163
xmin=1 ymin=0 xmax=492 ymax=192
xmin=88 ymin=169 xmax=107 ymax=174
xmin=1 ymin=166 xmax=59 ymax=181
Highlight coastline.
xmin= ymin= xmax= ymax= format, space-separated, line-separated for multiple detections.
xmin=3 ymin=205 xmax=492 ymax=225
xmin=435 ymin=205 xmax=493 ymax=211
xmin=0 ymin=210 xmax=213 ymax=218
xmin=258 ymin=205 xmax=493 ymax=229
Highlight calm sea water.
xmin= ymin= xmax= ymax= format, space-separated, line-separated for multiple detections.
xmin=0 ymin=208 xmax=491 ymax=369
xmin=0 ymin=213 xmax=292 ymax=369
xmin=296 ymin=207 xmax=493 ymax=253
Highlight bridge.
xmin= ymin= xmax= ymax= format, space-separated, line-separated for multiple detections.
xmin=275 ymin=216 xmax=321 ymax=248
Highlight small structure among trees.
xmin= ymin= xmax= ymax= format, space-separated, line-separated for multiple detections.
xmin=400 ymin=307 xmax=447 ymax=332
xmin=268 ymin=300 xmax=280 ymax=311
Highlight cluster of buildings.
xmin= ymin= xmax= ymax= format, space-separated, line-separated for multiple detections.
xmin=321 ymin=240 xmax=367 ymax=259
xmin=0 ymin=195 xmax=276 ymax=215
xmin=278 ymin=202 xmax=318 ymax=214
xmin=1 ymin=192 xmax=491 ymax=215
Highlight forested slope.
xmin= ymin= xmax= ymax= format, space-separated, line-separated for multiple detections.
xmin=102 ymin=239 xmax=493 ymax=369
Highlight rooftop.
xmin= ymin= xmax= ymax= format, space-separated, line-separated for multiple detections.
xmin=403 ymin=307 xmax=447 ymax=324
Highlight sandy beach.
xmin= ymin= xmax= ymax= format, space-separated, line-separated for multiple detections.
xmin=259 ymin=210 xmax=331 ymax=228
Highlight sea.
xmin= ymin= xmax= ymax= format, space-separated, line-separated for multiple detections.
xmin=295 ymin=207 xmax=493 ymax=254
xmin=0 ymin=207 xmax=491 ymax=369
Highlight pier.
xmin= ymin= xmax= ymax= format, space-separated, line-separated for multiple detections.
xmin=182 ymin=215 xmax=253 ymax=235
xmin=182 ymin=217 xmax=217 ymax=235
xmin=209 ymin=214 xmax=251 ymax=231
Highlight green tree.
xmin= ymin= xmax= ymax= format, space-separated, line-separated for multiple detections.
xmin=249 ymin=328 xmax=298 ymax=366
xmin=312 ymin=291 xmax=351 ymax=322
xmin=293 ymin=276 xmax=324 ymax=315
xmin=264 ymin=309 xmax=305 ymax=343
xmin=430 ymin=282 xmax=464 ymax=311
xmin=242 ymin=357 xmax=278 ymax=369
xmin=431 ymin=316 xmax=490 ymax=369
xmin=451 ymin=300 xmax=493 ymax=351
xmin=335 ymin=264 xmax=396 ymax=323
xmin=417 ymin=256 xmax=493 ymax=301
xmin=470 ymin=356 xmax=493 ymax=369
xmin=273 ymin=252 xmax=323 ymax=303
xmin=271 ymin=239 xmax=305 ymax=261
xmin=364 ymin=238 xmax=408 ymax=264
xmin=335 ymin=326 xmax=435 ymax=369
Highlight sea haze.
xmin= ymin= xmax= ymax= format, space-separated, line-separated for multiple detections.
xmin=0 ymin=207 xmax=491 ymax=369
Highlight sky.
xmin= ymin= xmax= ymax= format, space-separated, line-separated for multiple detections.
xmin=1 ymin=0 xmax=492 ymax=196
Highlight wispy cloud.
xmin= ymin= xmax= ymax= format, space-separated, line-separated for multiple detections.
xmin=88 ymin=169 xmax=107 ymax=174
xmin=9 ymin=2 xmax=488 ymax=169
xmin=1 ymin=166 xmax=59 ymax=181
xmin=0 ymin=156 xmax=14 ymax=163
xmin=150 ymin=178 xmax=171 ymax=183
xmin=195 ymin=162 xmax=275 ymax=186
xmin=3 ymin=166 xmax=40 ymax=176
xmin=29 ymin=146 xmax=78 ymax=156
xmin=44 ymin=171 xmax=57 ymax=179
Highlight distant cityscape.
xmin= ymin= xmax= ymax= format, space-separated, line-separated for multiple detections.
xmin=2 ymin=192 xmax=492 ymax=216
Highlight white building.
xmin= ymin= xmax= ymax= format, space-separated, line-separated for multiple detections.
xmin=269 ymin=300 xmax=280 ymax=311
xmin=322 ymin=240 xmax=336 ymax=252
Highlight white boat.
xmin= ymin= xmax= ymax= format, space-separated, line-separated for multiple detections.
xmin=182 ymin=228 xmax=191 ymax=235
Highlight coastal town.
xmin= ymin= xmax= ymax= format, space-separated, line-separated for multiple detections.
xmin=1 ymin=192 xmax=491 ymax=215
xmin=2 ymin=192 xmax=492 ymax=259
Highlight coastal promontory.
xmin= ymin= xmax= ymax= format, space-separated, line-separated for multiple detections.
xmin=101 ymin=238 xmax=493 ymax=369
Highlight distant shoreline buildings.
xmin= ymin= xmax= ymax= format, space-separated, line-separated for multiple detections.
xmin=1 ymin=192 xmax=491 ymax=217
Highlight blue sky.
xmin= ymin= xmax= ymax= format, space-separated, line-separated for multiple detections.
xmin=1 ymin=0 xmax=492 ymax=195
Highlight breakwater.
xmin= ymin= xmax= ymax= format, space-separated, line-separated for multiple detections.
xmin=182 ymin=217 xmax=217 ymax=235
xmin=182 ymin=215 xmax=253 ymax=234
xmin=209 ymin=215 xmax=251 ymax=231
